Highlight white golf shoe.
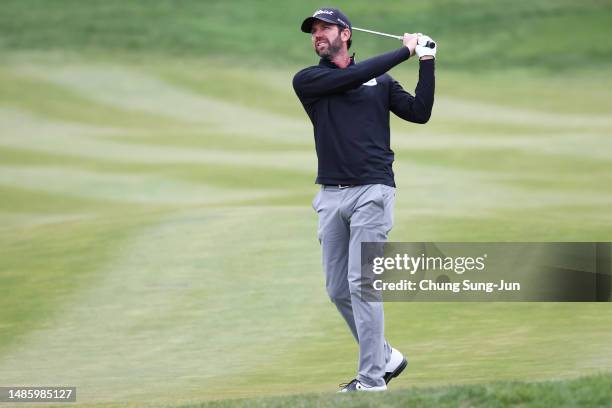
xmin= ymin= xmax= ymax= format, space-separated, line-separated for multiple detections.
xmin=383 ymin=347 xmax=408 ymax=384
xmin=338 ymin=379 xmax=387 ymax=392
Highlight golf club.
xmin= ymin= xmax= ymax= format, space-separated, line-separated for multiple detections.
xmin=353 ymin=27 xmax=436 ymax=48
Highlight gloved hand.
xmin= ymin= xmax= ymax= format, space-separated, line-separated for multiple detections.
xmin=415 ymin=33 xmax=437 ymax=59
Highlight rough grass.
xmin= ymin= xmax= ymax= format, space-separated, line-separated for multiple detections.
xmin=184 ymin=372 xmax=612 ymax=408
xmin=1 ymin=0 xmax=611 ymax=70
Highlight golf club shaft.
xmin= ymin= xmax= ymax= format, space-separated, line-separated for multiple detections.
xmin=352 ymin=26 xmax=436 ymax=48
xmin=352 ymin=27 xmax=402 ymax=40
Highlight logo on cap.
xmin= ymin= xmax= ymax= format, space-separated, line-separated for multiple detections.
xmin=313 ymin=9 xmax=334 ymax=17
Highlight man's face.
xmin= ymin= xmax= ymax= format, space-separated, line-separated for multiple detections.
xmin=311 ymin=20 xmax=346 ymax=59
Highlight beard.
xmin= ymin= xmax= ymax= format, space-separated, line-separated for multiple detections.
xmin=315 ymin=35 xmax=343 ymax=60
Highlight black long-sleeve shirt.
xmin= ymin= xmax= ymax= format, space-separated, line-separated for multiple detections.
xmin=293 ymin=47 xmax=435 ymax=187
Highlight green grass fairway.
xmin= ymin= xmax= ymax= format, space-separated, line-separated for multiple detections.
xmin=1 ymin=0 xmax=611 ymax=406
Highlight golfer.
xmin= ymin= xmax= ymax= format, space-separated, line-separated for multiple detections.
xmin=293 ymin=8 xmax=436 ymax=392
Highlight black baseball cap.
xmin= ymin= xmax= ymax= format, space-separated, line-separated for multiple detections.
xmin=301 ymin=8 xmax=352 ymax=33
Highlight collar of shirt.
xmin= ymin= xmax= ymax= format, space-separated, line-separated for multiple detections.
xmin=318 ymin=53 xmax=356 ymax=69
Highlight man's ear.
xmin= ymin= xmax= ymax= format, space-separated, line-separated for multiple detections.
xmin=341 ymin=28 xmax=351 ymax=42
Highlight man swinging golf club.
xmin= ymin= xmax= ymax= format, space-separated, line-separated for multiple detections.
xmin=292 ymin=7 xmax=436 ymax=392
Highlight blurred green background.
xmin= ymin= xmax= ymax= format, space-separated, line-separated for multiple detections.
xmin=1 ymin=0 xmax=611 ymax=406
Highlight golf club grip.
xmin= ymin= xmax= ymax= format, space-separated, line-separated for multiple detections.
xmin=396 ymin=37 xmax=436 ymax=49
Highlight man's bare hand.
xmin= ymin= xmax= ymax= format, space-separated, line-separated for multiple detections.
xmin=402 ymin=33 xmax=418 ymax=56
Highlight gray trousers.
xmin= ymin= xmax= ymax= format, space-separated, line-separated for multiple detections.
xmin=312 ymin=184 xmax=395 ymax=387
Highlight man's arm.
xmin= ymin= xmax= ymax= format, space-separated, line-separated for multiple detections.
xmin=389 ymin=59 xmax=435 ymax=124
xmin=293 ymin=47 xmax=411 ymax=99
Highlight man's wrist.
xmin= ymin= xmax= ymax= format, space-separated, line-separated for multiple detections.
xmin=419 ymin=55 xmax=434 ymax=61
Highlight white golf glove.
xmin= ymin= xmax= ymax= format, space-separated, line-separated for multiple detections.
xmin=415 ymin=33 xmax=437 ymax=59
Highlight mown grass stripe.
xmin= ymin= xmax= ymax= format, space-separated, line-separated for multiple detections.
xmin=0 ymin=67 xmax=183 ymax=129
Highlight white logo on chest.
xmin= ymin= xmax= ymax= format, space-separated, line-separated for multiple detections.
xmin=362 ymin=78 xmax=377 ymax=86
